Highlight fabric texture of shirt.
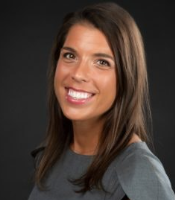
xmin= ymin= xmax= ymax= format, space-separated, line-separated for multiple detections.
xmin=28 ymin=142 xmax=175 ymax=200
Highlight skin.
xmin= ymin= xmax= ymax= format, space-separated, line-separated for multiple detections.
xmin=54 ymin=23 xmax=141 ymax=155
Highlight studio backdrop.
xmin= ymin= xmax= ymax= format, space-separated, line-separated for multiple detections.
xmin=0 ymin=0 xmax=174 ymax=199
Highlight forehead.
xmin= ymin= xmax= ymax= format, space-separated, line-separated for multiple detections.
xmin=63 ymin=24 xmax=113 ymax=56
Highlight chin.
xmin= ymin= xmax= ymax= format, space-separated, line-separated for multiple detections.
xmin=63 ymin=114 xmax=89 ymax=121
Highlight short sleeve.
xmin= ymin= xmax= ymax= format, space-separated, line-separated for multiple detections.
xmin=116 ymin=147 xmax=175 ymax=200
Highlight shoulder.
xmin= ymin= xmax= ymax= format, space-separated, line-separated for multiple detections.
xmin=31 ymin=144 xmax=46 ymax=169
xmin=115 ymin=142 xmax=175 ymax=200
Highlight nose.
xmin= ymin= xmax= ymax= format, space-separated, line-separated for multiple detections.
xmin=71 ymin=61 xmax=90 ymax=83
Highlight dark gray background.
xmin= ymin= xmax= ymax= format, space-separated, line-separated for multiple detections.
xmin=0 ymin=0 xmax=174 ymax=199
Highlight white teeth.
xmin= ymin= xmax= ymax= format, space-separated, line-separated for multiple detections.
xmin=68 ymin=89 xmax=92 ymax=99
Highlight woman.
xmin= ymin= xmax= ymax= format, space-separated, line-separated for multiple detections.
xmin=28 ymin=2 xmax=175 ymax=200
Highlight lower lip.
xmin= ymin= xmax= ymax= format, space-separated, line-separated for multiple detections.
xmin=66 ymin=94 xmax=94 ymax=105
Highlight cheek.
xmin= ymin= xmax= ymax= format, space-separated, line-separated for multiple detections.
xmin=55 ymin=60 xmax=71 ymax=81
xmin=94 ymin=72 xmax=117 ymax=111
xmin=54 ymin=62 xmax=63 ymax=95
xmin=55 ymin=61 xmax=62 ymax=79
xmin=54 ymin=61 xmax=66 ymax=85
xmin=104 ymin=75 xmax=117 ymax=106
xmin=99 ymin=74 xmax=116 ymax=96
xmin=54 ymin=61 xmax=71 ymax=99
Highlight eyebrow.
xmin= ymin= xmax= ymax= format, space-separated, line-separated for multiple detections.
xmin=62 ymin=46 xmax=114 ymax=61
xmin=62 ymin=46 xmax=76 ymax=53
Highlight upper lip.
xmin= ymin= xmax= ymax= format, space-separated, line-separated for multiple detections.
xmin=65 ymin=87 xmax=96 ymax=94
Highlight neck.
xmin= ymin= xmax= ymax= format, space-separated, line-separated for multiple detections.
xmin=71 ymin=118 xmax=104 ymax=155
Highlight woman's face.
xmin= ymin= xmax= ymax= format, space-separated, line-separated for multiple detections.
xmin=54 ymin=24 xmax=116 ymax=122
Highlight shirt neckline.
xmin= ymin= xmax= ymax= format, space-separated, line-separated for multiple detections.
xmin=67 ymin=141 xmax=146 ymax=158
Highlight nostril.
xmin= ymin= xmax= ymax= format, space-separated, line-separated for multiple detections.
xmin=71 ymin=74 xmax=89 ymax=83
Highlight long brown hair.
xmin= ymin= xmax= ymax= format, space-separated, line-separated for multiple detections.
xmin=35 ymin=2 xmax=151 ymax=193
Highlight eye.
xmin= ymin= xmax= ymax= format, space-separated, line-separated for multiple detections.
xmin=96 ymin=59 xmax=110 ymax=67
xmin=63 ymin=52 xmax=75 ymax=60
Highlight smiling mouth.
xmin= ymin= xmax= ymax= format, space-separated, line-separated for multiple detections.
xmin=67 ymin=88 xmax=94 ymax=100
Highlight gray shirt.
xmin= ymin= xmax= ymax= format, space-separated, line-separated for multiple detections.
xmin=28 ymin=142 xmax=175 ymax=200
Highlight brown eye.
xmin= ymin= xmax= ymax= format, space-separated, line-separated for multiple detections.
xmin=97 ymin=59 xmax=110 ymax=67
xmin=63 ymin=52 xmax=75 ymax=59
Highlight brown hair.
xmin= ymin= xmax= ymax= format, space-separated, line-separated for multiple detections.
xmin=35 ymin=2 xmax=151 ymax=193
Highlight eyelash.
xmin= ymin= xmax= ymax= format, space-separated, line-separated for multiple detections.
xmin=62 ymin=52 xmax=111 ymax=67
xmin=96 ymin=59 xmax=110 ymax=67
xmin=63 ymin=52 xmax=75 ymax=59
